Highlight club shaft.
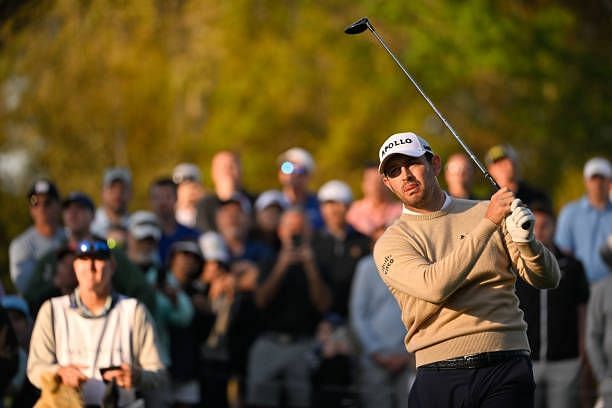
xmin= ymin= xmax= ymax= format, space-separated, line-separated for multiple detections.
xmin=366 ymin=23 xmax=498 ymax=190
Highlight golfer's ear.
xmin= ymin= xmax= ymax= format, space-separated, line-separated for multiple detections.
xmin=382 ymin=176 xmax=392 ymax=190
xmin=432 ymin=155 xmax=442 ymax=176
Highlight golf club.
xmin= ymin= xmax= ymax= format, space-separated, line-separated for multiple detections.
xmin=345 ymin=17 xmax=531 ymax=229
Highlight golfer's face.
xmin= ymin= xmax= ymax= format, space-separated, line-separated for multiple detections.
xmin=382 ymin=155 xmax=439 ymax=209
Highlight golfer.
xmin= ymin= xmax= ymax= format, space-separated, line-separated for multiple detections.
xmin=373 ymin=132 xmax=560 ymax=407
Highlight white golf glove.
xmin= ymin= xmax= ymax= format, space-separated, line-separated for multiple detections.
xmin=506 ymin=198 xmax=535 ymax=243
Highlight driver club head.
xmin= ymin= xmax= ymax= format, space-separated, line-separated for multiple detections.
xmin=344 ymin=17 xmax=370 ymax=35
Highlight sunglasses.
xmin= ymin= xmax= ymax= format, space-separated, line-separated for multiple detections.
xmin=280 ymin=161 xmax=308 ymax=176
xmin=383 ymin=157 xmax=422 ymax=179
xmin=76 ymin=240 xmax=111 ymax=260
xmin=29 ymin=196 xmax=56 ymax=208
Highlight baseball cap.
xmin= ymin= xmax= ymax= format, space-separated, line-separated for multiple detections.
xmin=254 ymin=190 xmax=287 ymax=212
xmin=62 ymin=192 xmax=95 ymax=212
xmin=170 ymin=240 xmax=203 ymax=260
xmin=378 ymin=132 xmax=434 ymax=173
xmin=278 ymin=147 xmax=315 ymax=174
xmin=318 ymin=180 xmax=353 ymax=205
xmin=76 ymin=240 xmax=112 ymax=260
xmin=199 ymin=232 xmax=230 ymax=264
xmin=27 ymin=179 xmax=60 ymax=200
xmin=128 ymin=211 xmax=161 ymax=241
xmin=103 ymin=167 xmax=132 ymax=187
xmin=484 ymin=144 xmax=518 ymax=167
xmin=583 ymin=157 xmax=611 ymax=179
xmin=172 ymin=163 xmax=202 ymax=184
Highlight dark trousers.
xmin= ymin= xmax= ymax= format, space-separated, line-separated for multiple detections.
xmin=408 ymin=355 xmax=534 ymax=408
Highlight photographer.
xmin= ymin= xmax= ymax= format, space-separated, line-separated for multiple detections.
xmin=246 ymin=208 xmax=331 ymax=408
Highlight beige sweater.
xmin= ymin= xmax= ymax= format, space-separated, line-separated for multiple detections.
xmin=373 ymin=198 xmax=560 ymax=367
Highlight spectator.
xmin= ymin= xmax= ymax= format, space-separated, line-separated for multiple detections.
xmin=515 ymin=201 xmax=589 ymax=408
xmin=346 ymin=162 xmax=402 ymax=237
xmin=1 ymin=295 xmax=39 ymax=407
xmin=198 ymin=232 xmax=260 ymax=408
xmin=216 ymin=197 xmax=274 ymax=266
xmin=25 ymin=192 xmax=157 ymax=316
xmin=125 ymin=211 xmax=194 ymax=359
xmin=173 ymin=162 xmax=206 ymax=229
xmin=27 ymin=239 xmax=167 ymax=407
xmin=586 ymin=236 xmax=612 ymax=407
xmin=444 ymin=153 xmax=476 ymax=199
xmin=251 ymin=189 xmax=286 ymax=253
xmin=313 ymin=180 xmax=370 ymax=319
xmin=166 ymin=240 xmax=205 ymax=407
xmin=350 ymin=226 xmax=415 ymax=408
xmin=555 ymin=157 xmax=612 ymax=284
xmin=149 ymin=178 xmax=200 ymax=266
xmin=9 ymin=179 xmax=65 ymax=294
xmin=91 ymin=167 xmax=133 ymax=239
xmin=246 ymin=208 xmax=331 ymax=408
xmin=277 ymin=147 xmax=323 ymax=230
xmin=196 ymin=151 xmax=253 ymax=232
xmin=485 ymin=144 xmax=551 ymax=207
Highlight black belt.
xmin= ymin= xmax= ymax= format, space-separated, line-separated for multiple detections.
xmin=420 ymin=350 xmax=530 ymax=370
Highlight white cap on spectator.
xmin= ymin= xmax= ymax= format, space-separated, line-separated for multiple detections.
xmin=199 ymin=232 xmax=230 ymax=264
xmin=173 ymin=163 xmax=202 ymax=184
xmin=255 ymin=190 xmax=287 ymax=212
xmin=278 ymin=147 xmax=315 ymax=174
xmin=583 ymin=157 xmax=611 ymax=179
xmin=128 ymin=211 xmax=161 ymax=241
xmin=318 ymin=180 xmax=353 ymax=205
xmin=103 ymin=167 xmax=132 ymax=187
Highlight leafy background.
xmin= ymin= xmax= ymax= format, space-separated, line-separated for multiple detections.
xmin=0 ymin=0 xmax=610 ymax=290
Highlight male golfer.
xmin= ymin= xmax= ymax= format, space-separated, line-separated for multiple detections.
xmin=373 ymin=132 xmax=560 ymax=407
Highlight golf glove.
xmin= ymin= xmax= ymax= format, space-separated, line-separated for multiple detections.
xmin=506 ymin=198 xmax=535 ymax=243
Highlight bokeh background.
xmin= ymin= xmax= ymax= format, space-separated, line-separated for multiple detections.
xmin=0 ymin=0 xmax=610 ymax=285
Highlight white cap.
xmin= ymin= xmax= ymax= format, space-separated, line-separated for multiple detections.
xmin=128 ymin=211 xmax=161 ymax=241
xmin=583 ymin=157 xmax=611 ymax=179
xmin=103 ymin=167 xmax=132 ymax=187
xmin=378 ymin=132 xmax=433 ymax=173
xmin=199 ymin=232 xmax=230 ymax=264
xmin=317 ymin=180 xmax=353 ymax=205
xmin=255 ymin=189 xmax=287 ymax=212
xmin=173 ymin=163 xmax=202 ymax=184
xmin=278 ymin=147 xmax=315 ymax=173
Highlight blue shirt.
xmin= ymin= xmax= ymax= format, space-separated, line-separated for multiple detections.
xmin=555 ymin=197 xmax=612 ymax=284
xmin=349 ymin=255 xmax=406 ymax=355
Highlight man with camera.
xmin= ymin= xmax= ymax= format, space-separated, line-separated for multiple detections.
xmin=246 ymin=208 xmax=332 ymax=408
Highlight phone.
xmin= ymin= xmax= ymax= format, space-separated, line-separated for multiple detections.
xmin=99 ymin=365 xmax=122 ymax=377
xmin=291 ymin=234 xmax=303 ymax=248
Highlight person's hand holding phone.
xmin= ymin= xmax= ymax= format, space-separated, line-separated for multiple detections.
xmin=57 ymin=364 xmax=87 ymax=388
xmin=100 ymin=363 xmax=138 ymax=389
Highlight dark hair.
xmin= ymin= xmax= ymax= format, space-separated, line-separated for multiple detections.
xmin=149 ymin=177 xmax=177 ymax=196
xmin=529 ymin=200 xmax=555 ymax=220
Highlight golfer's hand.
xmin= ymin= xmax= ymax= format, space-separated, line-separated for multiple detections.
xmin=506 ymin=199 xmax=535 ymax=243
xmin=485 ymin=187 xmax=515 ymax=225
xmin=57 ymin=364 xmax=87 ymax=388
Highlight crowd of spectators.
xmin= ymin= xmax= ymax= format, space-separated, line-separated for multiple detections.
xmin=0 ymin=145 xmax=610 ymax=408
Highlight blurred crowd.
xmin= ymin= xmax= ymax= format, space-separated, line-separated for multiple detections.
xmin=0 ymin=145 xmax=610 ymax=408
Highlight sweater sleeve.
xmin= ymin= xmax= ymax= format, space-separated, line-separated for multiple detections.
xmin=131 ymin=303 xmax=168 ymax=390
xmin=373 ymin=217 xmax=499 ymax=304
xmin=27 ymin=300 xmax=60 ymax=389
xmin=502 ymin=223 xmax=560 ymax=289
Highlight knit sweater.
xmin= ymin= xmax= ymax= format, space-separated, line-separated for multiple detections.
xmin=373 ymin=197 xmax=560 ymax=367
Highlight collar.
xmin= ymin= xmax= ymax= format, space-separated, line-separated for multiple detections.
xmin=579 ymin=196 xmax=612 ymax=211
xmin=403 ymin=192 xmax=451 ymax=215
xmin=70 ymin=288 xmax=116 ymax=318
